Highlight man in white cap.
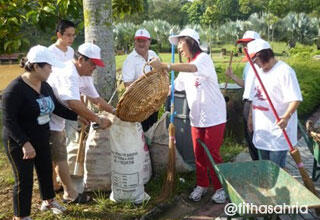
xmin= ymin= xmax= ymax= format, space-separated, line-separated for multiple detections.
xmin=47 ymin=42 xmax=114 ymax=203
xmin=225 ymin=30 xmax=261 ymax=160
xmin=245 ymin=39 xmax=302 ymax=168
xmin=122 ymin=28 xmax=159 ymax=131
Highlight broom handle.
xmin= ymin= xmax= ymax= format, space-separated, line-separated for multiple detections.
xmin=243 ymin=48 xmax=294 ymax=152
xmin=170 ymin=40 xmax=175 ymax=122
xmin=73 ymin=96 xmax=88 ymax=176
xmin=224 ymin=51 xmax=233 ymax=89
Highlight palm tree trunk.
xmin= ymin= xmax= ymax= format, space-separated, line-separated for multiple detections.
xmin=83 ymin=0 xmax=116 ymax=101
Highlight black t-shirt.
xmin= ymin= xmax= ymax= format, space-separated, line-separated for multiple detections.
xmin=2 ymin=76 xmax=77 ymax=147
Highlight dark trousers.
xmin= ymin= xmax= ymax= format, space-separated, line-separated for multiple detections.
xmin=243 ymin=100 xmax=259 ymax=160
xmin=3 ymin=137 xmax=55 ymax=217
xmin=141 ymin=111 xmax=158 ymax=132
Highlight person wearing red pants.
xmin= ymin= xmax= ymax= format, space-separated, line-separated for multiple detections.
xmin=149 ymin=28 xmax=227 ymax=203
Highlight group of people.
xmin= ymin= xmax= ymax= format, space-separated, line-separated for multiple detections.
xmin=1 ymin=18 xmax=302 ymax=220
xmin=2 ymin=20 xmax=115 ymax=220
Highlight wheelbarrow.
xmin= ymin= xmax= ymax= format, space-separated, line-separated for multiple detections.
xmin=197 ymin=139 xmax=320 ymax=219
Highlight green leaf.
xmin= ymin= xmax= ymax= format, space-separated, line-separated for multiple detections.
xmin=4 ymin=40 xmax=12 ymax=52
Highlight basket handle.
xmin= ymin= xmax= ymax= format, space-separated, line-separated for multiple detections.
xmin=143 ymin=63 xmax=151 ymax=75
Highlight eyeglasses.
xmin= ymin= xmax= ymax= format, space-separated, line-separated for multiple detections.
xmin=252 ymin=53 xmax=260 ymax=63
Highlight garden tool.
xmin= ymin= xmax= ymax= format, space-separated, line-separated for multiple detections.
xmin=158 ymin=35 xmax=176 ymax=201
xmin=73 ymin=96 xmax=89 ymax=176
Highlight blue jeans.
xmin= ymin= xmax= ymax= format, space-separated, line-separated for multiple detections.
xmin=258 ymin=149 xmax=288 ymax=168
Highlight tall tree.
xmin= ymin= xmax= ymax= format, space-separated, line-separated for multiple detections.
xmin=83 ymin=0 xmax=116 ymax=100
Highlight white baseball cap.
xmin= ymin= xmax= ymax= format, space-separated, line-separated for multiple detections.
xmin=169 ymin=28 xmax=200 ymax=45
xmin=134 ymin=29 xmax=151 ymax=40
xmin=26 ymin=45 xmax=64 ymax=68
xmin=237 ymin=30 xmax=261 ymax=44
xmin=78 ymin=42 xmax=105 ymax=67
xmin=243 ymin=39 xmax=271 ymax=61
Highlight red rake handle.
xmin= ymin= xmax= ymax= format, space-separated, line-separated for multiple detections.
xmin=243 ymin=48 xmax=294 ymax=152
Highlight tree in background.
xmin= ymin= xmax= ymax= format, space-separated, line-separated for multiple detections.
xmin=0 ymin=0 xmax=143 ymax=54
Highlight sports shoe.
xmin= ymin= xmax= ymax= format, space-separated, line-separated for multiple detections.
xmin=212 ymin=188 xmax=227 ymax=203
xmin=40 ymin=199 xmax=66 ymax=214
xmin=189 ymin=186 xmax=208 ymax=202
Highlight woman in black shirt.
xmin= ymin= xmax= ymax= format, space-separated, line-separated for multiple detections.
xmin=2 ymin=45 xmax=78 ymax=220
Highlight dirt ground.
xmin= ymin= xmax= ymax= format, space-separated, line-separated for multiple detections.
xmin=0 ymin=64 xmax=22 ymax=92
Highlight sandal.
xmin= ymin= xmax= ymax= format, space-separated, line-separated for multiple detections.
xmin=63 ymin=192 xmax=91 ymax=204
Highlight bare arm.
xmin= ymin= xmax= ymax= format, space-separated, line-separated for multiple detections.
xmin=149 ymin=58 xmax=197 ymax=73
xmin=225 ymin=67 xmax=244 ymax=87
xmin=276 ymin=101 xmax=301 ymax=129
xmin=67 ymin=99 xmax=112 ymax=129
xmin=247 ymin=102 xmax=253 ymax=132
xmin=87 ymin=97 xmax=115 ymax=114
xmin=66 ymin=100 xmax=100 ymax=123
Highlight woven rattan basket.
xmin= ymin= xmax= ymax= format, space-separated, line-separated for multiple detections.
xmin=306 ymin=120 xmax=320 ymax=143
xmin=116 ymin=64 xmax=169 ymax=122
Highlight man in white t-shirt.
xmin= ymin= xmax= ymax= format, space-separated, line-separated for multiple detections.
xmin=122 ymin=29 xmax=159 ymax=131
xmin=47 ymin=42 xmax=114 ymax=203
xmin=48 ymin=19 xmax=75 ymax=62
xmin=245 ymin=39 xmax=302 ymax=168
xmin=48 ymin=19 xmax=77 ymax=193
xmin=225 ymin=30 xmax=261 ymax=160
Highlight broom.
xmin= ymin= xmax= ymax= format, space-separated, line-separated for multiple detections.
xmin=243 ymin=48 xmax=319 ymax=198
xmin=73 ymin=96 xmax=89 ymax=176
xmin=224 ymin=51 xmax=234 ymax=89
xmin=222 ymin=51 xmax=234 ymax=103
xmin=158 ymin=36 xmax=176 ymax=201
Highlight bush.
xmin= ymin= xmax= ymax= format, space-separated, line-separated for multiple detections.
xmin=288 ymin=58 xmax=320 ymax=118
xmin=289 ymin=44 xmax=320 ymax=58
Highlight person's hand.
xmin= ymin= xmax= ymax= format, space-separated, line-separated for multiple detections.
xmin=149 ymin=58 xmax=162 ymax=71
xmin=98 ymin=117 xmax=112 ymax=129
xmin=22 ymin=142 xmax=36 ymax=159
xmin=78 ymin=116 xmax=89 ymax=126
xmin=225 ymin=66 xmax=234 ymax=79
xmin=276 ymin=117 xmax=289 ymax=130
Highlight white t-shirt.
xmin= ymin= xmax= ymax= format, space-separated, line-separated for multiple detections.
xmin=248 ymin=60 xmax=303 ymax=151
xmin=48 ymin=44 xmax=74 ymax=62
xmin=122 ymin=49 xmax=158 ymax=82
xmin=242 ymin=62 xmax=260 ymax=100
xmin=47 ymin=62 xmax=99 ymax=131
xmin=48 ymin=44 xmax=98 ymax=98
xmin=174 ymin=52 xmax=226 ymax=127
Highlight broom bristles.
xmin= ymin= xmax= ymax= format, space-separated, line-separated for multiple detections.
xmin=290 ymin=149 xmax=320 ymax=215
xmin=157 ymin=123 xmax=176 ymax=202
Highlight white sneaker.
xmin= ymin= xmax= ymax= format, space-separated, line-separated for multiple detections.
xmin=189 ymin=186 xmax=208 ymax=202
xmin=212 ymin=188 xmax=227 ymax=203
xmin=40 ymin=199 xmax=66 ymax=214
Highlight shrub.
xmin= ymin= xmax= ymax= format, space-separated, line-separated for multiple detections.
xmin=288 ymin=58 xmax=320 ymax=118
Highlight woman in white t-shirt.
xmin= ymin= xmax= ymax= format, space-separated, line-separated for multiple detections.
xmin=246 ymin=39 xmax=302 ymax=168
xmin=149 ymin=29 xmax=227 ymax=203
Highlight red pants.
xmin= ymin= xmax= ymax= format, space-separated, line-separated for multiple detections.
xmin=191 ymin=123 xmax=225 ymax=190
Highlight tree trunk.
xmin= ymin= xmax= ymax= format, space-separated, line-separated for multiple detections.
xmin=83 ymin=0 xmax=116 ymax=101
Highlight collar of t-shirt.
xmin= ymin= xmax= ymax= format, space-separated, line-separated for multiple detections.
xmin=133 ymin=49 xmax=150 ymax=61
xmin=188 ymin=52 xmax=201 ymax=63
